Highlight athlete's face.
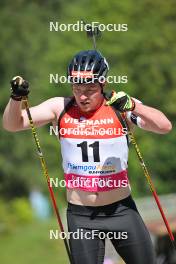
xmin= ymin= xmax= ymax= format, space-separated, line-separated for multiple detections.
xmin=72 ymin=83 xmax=104 ymax=113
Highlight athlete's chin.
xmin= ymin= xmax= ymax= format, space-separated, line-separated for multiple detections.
xmin=79 ymin=103 xmax=95 ymax=113
xmin=80 ymin=107 xmax=94 ymax=113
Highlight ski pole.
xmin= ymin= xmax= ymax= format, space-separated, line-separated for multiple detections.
xmin=124 ymin=118 xmax=176 ymax=250
xmin=22 ymin=95 xmax=72 ymax=263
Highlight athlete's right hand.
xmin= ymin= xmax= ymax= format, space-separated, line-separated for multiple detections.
xmin=10 ymin=76 xmax=29 ymax=100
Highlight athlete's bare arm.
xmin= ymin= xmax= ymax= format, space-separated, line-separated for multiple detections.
xmin=2 ymin=97 xmax=71 ymax=132
xmin=132 ymin=102 xmax=172 ymax=134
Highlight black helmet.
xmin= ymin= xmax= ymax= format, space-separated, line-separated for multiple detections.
xmin=67 ymin=50 xmax=109 ymax=83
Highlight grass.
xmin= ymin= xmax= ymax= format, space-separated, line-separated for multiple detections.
xmin=0 ymin=218 xmax=69 ymax=264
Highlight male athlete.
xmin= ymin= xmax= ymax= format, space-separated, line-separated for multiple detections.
xmin=3 ymin=50 xmax=172 ymax=264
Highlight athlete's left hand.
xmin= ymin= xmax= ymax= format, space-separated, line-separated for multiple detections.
xmin=105 ymin=91 xmax=135 ymax=112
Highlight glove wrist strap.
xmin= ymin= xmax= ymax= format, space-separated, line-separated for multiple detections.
xmin=10 ymin=94 xmax=23 ymax=101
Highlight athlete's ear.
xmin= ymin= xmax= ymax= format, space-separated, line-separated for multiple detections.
xmin=100 ymin=81 xmax=106 ymax=94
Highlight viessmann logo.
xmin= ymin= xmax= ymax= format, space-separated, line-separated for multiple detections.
xmin=64 ymin=117 xmax=114 ymax=126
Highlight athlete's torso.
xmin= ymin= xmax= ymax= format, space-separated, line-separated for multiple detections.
xmin=58 ymin=98 xmax=131 ymax=206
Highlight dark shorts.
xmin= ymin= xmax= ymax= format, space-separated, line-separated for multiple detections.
xmin=67 ymin=195 xmax=156 ymax=264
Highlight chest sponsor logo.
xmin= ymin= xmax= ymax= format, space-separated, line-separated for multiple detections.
xmin=64 ymin=117 xmax=114 ymax=126
xmin=67 ymin=162 xmax=116 ymax=174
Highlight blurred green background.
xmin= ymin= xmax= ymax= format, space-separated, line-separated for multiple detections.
xmin=0 ymin=0 xmax=176 ymax=263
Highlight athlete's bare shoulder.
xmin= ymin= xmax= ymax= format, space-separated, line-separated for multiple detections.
xmin=49 ymin=96 xmax=74 ymax=131
xmin=49 ymin=96 xmax=73 ymax=120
